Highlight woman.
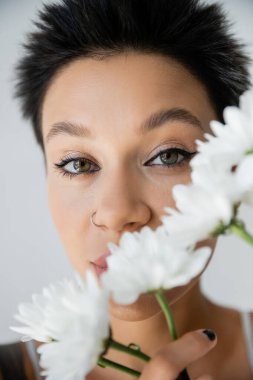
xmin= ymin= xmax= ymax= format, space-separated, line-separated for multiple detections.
xmin=1 ymin=0 xmax=252 ymax=379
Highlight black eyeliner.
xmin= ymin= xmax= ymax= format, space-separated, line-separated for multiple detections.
xmin=54 ymin=148 xmax=197 ymax=179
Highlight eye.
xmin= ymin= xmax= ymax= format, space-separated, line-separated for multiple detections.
xmin=145 ymin=148 xmax=196 ymax=168
xmin=54 ymin=156 xmax=100 ymax=179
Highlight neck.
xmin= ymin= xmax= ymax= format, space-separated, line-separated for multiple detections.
xmin=104 ymin=281 xmax=211 ymax=370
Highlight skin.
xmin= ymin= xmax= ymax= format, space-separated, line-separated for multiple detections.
xmin=41 ymin=52 xmax=252 ymax=379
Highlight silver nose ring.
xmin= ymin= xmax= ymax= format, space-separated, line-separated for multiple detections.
xmin=90 ymin=211 xmax=99 ymax=227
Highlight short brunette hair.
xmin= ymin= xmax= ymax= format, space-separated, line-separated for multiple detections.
xmin=15 ymin=0 xmax=251 ymax=152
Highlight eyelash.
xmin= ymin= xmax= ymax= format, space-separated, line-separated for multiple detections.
xmin=54 ymin=148 xmax=197 ymax=180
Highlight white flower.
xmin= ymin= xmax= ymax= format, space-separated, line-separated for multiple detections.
xmin=11 ymin=270 xmax=110 ymax=380
xmin=235 ymin=154 xmax=253 ymax=206
xmin=191 ymin=162 xmax=240 ymax=201
xmin=162 ymin=150 xmax=253 ymax=245
xmin=191 ymin=89 xmax=253 ymax=171
xmin=101 ymin=226 xmax=211 ymax=305
xmin=161 ymin=160 xmax=238 ymax=244
xmin=162 ymin=183 xmax=234 ymax=245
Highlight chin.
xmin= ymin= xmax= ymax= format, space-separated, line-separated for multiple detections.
xmin=108 ymin=292 xmax=161 ymax=321
xmin=107 ymin=279 xmax=198 ymax=322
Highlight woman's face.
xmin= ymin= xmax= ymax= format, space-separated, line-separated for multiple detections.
xmin=41 ymin=52 xmax=217 ymax=315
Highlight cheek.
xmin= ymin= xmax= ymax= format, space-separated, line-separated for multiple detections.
xmin=47 ymin=175 xmax=94 ymax=228
xmin=145 ymin=164 xmax=192 ymax=189
xmin=148 ymin=170 xmax=192 ymax=218
xmin=47 ymin=182 xmax=80 ymax=234
xmin=47 ymin=180 xmax=92 ymax=273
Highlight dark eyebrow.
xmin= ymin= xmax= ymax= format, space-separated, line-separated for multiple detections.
xmin=139 ymin=107 xmax=203 ymax=134
xmin=46 ymin=121 xmax=91 ymax=144
xmin=45 ymin=107 xmax=203 ymax=144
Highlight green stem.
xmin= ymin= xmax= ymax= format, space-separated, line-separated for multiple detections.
xmin=97 ymin=357 xmax=140 ymax=377
xmin=155 ymin=289 xmax=191 ymax=380
xmin=155 ymin=289 xmax=177 ymax=340
xmin=109 ymin=339 xmax=150 ymax=362
xmin=229 ymin=220 xmax=253 ymax=246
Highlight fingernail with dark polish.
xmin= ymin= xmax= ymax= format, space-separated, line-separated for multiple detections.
xmin=202 ymin=329 xmax=216 ymax=341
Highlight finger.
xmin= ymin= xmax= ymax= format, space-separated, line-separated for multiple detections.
xmin=139 ymin=329 xmax=217 ymax=380
xmin=168 ymin=329 xmax=217 ymax=371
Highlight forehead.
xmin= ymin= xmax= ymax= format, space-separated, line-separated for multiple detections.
xmin=41 ymin=52 xmax=216 ymax=142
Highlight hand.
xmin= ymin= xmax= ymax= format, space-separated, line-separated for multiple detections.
xmin=139 ymin=329 xmax=217 ymax=380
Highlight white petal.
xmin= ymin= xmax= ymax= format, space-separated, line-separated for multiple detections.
xmin=11 ymin=273 xmax=110 ymax=379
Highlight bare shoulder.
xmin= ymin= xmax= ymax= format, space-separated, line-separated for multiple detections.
xmin=0 ymin=341 xmax=36 ymax=380
xmin=251 ymin=311 xmax=253 ymax=328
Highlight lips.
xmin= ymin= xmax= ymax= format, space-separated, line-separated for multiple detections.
xmin=92 ymin=264 xmax=108 ymax=278
xmin=91 ymin=252 xmax=112 ymax=278
xmin=93 ymin=251 xmax=111 ymax=268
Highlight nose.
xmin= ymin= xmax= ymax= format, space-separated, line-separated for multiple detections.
xmin=92 ymin=170 xmax=151 ymax=233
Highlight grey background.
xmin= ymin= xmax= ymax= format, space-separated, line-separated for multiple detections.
xmin=0 ymin=0 xmax=253 ymax=344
